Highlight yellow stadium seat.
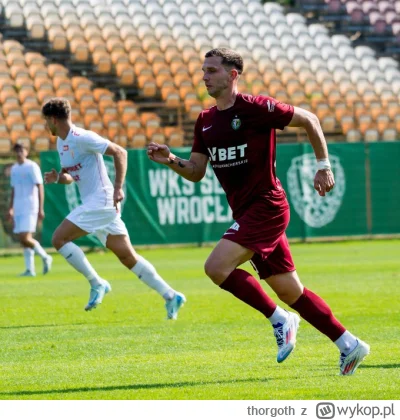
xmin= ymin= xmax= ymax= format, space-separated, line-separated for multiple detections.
xmin=47 ymin=63 xmax=69 ymax=79
xmin=19 ymin=90 xmax=38 ymax=105
xmin=6 ymin=116 xmax=26 ymax=131
xmin=70 ymin=40 xmax=90 ymax=62
xmin=165 ymin=127 xmax=184 ymax=147
xmin=92 ymin=52 xmax=112 ymax=74
xmin=364 ymin=129 xmax=379 ymax=142
xmin=48 ymin=28 xmax=68 ymax=51
xmin=376 ymin=114 xmax=390 ymax=133
xmin=1 ymin=103 xmax=22 ymax=118
xmin=26 ymin=115 xmax=45 ymax=131
xmin=116 ymin=63 xmax=135 ymax=86
xmin=29 ymin=63 xmax=48 ymax=79
xmin=346 ymin=129 xmax=362 ymax=142
xmin=359 ymin=114 xmax=372 ymax=134
xmin=31 ymin=130 xmax=51 ymax=150
xmin=21 ymin=103 xmax=42 ymax=118
xmin=381 ymin=128 xmax=397 ymax=141
xmin=11 ymin=130 xmax=31 ymax=145
xmin=386 ymin=101 xmax=399 ymax=120
xmin=37 ymin=89 xmax=55 ymax=105
xmin=93 ymin=88 xmax=114 ymax=103
xmin=0 ymin=137 xmax=12 ymax=154
xmin=55 ymin=88 xmax=75 ymax=103
xmin=0 ymin=90 xmax=19 ymax=105
xmin=128 ymin=127 xmax=147 ymax=148
xmin=150 ymin=128 xmax=166 ymax=144
xmin=321 ymin=115 xmax=336 ymax=132
xmin=341 ymin=115 xmax=356 ymax=134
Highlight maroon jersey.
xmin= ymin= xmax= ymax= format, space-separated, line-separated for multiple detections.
xmin=192 ymin=93 xmax=294 ymax=219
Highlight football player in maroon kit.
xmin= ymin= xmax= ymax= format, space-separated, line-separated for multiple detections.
xmin=147 ymin=48 xmax=369 ymax=375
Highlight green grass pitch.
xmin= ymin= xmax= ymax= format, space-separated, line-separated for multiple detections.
xmin=0 ymin=240 xmax=399 ymax=400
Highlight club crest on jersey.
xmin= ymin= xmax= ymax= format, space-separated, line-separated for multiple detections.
xmin=63 ymin=145 xmax=69 ymax=151
xmin=231 ymin=116 xmax=241 ymax=130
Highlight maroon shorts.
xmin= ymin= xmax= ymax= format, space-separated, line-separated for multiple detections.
xmin=222 ymin=200 xmax=295 ymax=279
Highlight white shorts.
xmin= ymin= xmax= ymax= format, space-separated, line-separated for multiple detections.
xmin=13 ymin=213 xmax=37 ymax=234
xmin=66 ymin=204 xmax=128 ymax=246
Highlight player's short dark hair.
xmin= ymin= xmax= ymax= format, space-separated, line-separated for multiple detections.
xmin=42 ymin=97 xmax=71 ymax=120
xmin=12 ymin=143 xmax=26 ymax=152
xmin=205 ymin=48 xmax=244 ymax=74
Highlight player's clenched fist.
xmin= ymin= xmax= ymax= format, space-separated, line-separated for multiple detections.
xmin=113 ymin=187 xmax=124 ymax=209
xmin=147 ymin=142 xmax=171 ymax=165
xmin=314 ymin=168 xmax=335 ymax=197
xmin=44 ymin=168 xmax=59 ymax=184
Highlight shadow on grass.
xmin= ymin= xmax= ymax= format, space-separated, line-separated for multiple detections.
xmin=0 ymin=321 xmax=125 ymax=330
xmin=0 ymin=323 xmax=87 ymax=330
xmin=0 ymin=378 xmax=270 ymax=397
xmin=360 ymin=364 xmax=400 ymax=369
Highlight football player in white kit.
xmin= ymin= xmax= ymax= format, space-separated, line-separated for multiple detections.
xmin=42 ymin=98 xmax=186 ymax=318
xmin=7 ymin=143 xmax=53 ymax=276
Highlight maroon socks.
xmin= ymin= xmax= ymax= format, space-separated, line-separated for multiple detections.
xmin=290 ymin=287 xmax=346 ymax=341
xmin=220 ymin=272 xmax=346 ymax=343
xmin=220 ymin=269 xmax=277 ymax=318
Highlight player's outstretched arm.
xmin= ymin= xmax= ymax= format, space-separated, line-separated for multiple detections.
xmin=44 ymin=168 xmax=74 ymax=184
xmin=288 ymin=106 xmax=335 ymax=197
xmin=147 ymin=142 xmax=208 ymax=183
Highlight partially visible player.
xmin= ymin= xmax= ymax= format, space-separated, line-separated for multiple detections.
xmin=42 ymin=98 xmax=185 ymax=318
xmin=7 ymin=143 xmax=53 ymax=276
xmin=147 ymin=48 xmax=369 ymax=375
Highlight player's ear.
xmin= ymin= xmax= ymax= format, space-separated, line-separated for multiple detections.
xmin=230 ymin=68 xmax=239 ymax=81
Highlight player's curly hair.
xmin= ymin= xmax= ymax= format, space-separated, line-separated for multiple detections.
xmin=205 ymin=48 xmax=244 ymax=74
xmin=42 ymin=97 xmax=71 ymax=120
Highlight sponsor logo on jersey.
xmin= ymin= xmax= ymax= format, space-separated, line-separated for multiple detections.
xmin=207 ymin=143 xmax=247 ymax=162
xmin=64 ymin=163 xmax=82 ymax=172
xmin=287 ymin=153 xmax=345 ymax=228
xmin=231 ymin=116 xmax=241 ymax=130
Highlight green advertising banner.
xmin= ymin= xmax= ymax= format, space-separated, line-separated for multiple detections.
xmin=369 ymin=142 xmax=400 ymax=234
xmin=40 ymin=143 xmax=400 ymax=248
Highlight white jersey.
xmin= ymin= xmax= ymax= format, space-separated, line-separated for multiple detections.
xmin=57 ymin=125 xmax=113 ymax=206
xmin=10 ymin=159 xmax=43 ymax=216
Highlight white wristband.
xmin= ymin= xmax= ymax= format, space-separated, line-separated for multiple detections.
xmin=55 ymin=172 xmax=60 ymax=183
xmin=317 ymin=159 xmax=331 ymax=171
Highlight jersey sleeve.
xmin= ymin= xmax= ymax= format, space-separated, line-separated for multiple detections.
xmin=254 ymin=95 xmax=294 ymax=130
xmin=31 ymin=162 xmax=43 ymax=184
xmin=79 ymin=131 xmax=110 ymax=155
xmin=191 ymin=113 xmax=208 ymax=156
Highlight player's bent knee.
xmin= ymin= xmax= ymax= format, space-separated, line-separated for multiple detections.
xmin=19 ymin=238 xmax=28 ymax=247
xmin=119 ymin=253 xmax=136 ymax=269
xmin=51 ymin=233 xmax=65 ymax=250
xmin=204 ymin=260 xmax=228 ymax=285
xmin=276 ymin=290 xmax=301 ymax=306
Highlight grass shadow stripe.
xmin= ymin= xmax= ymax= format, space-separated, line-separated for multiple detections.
xmin=0 ymin=378 xmax=270 ymax=396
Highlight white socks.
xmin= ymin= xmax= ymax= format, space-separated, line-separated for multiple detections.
xmin=23 ymin=248 xmax=35 ymax=273
xmin=335 ymin=330 xmax=358 ymax=355
xmin=32 ymin=240 xmax=49 ymax=259
xmin=58 ymin=242 xmax=102 ymax=287
xmin=268 ymin=306 xmax=289 ymax=326
xmin=131 ymin=256 xmax=175 ymax=300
